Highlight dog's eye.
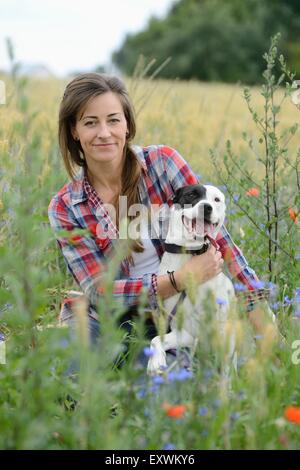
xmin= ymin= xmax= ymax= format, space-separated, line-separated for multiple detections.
xmin=215 ymin=197 xmax=221 ymax=202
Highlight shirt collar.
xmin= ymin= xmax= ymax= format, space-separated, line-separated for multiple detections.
xmin=69 ymin=146 xmax=148 ymax=206
xmin=70 ymin=168 xmax=88 ymax=205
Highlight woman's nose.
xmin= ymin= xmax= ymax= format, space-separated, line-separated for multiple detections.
xmin=97 ymin=124 xmax=111 ymax=138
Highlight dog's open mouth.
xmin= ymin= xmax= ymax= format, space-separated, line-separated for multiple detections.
xmin=182 ymin=216 xmax=218 ymax=239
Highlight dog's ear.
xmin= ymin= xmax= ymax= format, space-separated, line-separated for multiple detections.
xmin=173 ymin=187 xmax=186 ymax=205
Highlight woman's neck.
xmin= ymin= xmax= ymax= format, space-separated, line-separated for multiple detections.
xmin=86 ymin=160 xmax=123 ymax=193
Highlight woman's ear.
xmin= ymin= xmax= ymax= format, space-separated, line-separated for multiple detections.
xmin=71 ymin=127 xmax=79 ymax=141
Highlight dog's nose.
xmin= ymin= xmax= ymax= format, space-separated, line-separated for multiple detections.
xmin=203 ymin=203 xmax=213 ymax=216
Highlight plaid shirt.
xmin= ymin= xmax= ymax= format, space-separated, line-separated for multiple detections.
xmin=48 ymin=145 xmax=259 ymax=321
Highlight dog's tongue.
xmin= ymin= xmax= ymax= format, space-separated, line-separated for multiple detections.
xmin=204 ymin=222 xmax=219 ymax=250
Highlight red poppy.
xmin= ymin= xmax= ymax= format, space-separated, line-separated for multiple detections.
xmin=246 ymin=188 xmax=260 ymax=197
xmin=163 ymin=402 xmax=187 ymax=418
xmin=284 ymin=405 xmax=300 ymax=425
xmin=288 ymin=208 xmax=299 ymax=224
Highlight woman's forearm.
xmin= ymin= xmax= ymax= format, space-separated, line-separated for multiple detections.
xmin=156 ymin=271 xmax=182 ymax=300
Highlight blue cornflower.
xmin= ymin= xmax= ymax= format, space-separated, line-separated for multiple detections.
xmin=167 ymin=368 xmax=193 ymax=382
xmin=295 ymin=253 xmax=300 ymax=260
xmin=137 ymin=389 xmax=147 ymax=399
xmin=176 ymin=369 xmax=193 ymax=381
xmin=230 ymin=411 xmax=241 ymax=421
xmin=162 ymin=443 xmax=176 ymax=450
xmin=284 ymin=295 xmax=293 ymax=305
xmin=233 ymin=194 xmax=240 ymax=203
xmin=152 ymin=375 xmax=164 ymax=386
xmin=198 ymin=406 xmax=208 ymax=416
xmin=149 ymin=385 xmax=160 ymax=394
xmin=216 ymin=297 xmax=227 ymax=306
xmin=143 ymin=347 xmax=155 ymax=357
xmin=251 ymin=280 xmax=265 ymax=289
xmin=234 ymin=283 xmax=247 ymax=292
xmin=271 ymin=302 xmax=281 ymax=311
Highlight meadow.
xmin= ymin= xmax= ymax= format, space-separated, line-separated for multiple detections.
xmin=0 ymin=41 xmax=300 ymax=450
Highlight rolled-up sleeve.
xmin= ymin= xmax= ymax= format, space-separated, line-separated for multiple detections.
xmin=217 ymin=225 xmax=259 ymax=289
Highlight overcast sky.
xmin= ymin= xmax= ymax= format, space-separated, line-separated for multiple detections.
xmin=0 ymin=0 xmax=175 ymax=76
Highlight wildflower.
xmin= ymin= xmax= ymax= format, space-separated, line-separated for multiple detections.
xmin=288 ymin=208 xmax=299 ymax=224
xmin=283 ymin=295 xmax=293 ymax=305
xmin=271 ymin=302 xmax=281 ymax=311
xmin=163 ymin=402 xmax=187 ymax=419
xmin=233 ymin=194 xmax=240 ymax=203
xmin=136 ymin=389 xmax=147 ymax=399
xmin=167 ymin=368 xmax=193 ymax=382
xmin=162 ymin=443 xmax=176 ymax=450
xmin=246 ymin=187 xmax=260 ymax=197
xmin=198 ymin=406 xmax=208 ymax=416
xmin=143 ymin=346 xmax=155 ymax=357
xmin=284 ymin=405 xmax=300 ymax=425
xmin=230 ymin=411 xmax=241 ymax=422
xmin=216 ymin=297 xmax=227 ymax=306
xmin=296 ymin=253 xmax=300 ymax=260
xmin=251 ymin=280 xmax=265 ymax=289
xmin=153 ymin=375 xmax=164 ymax=386
xmin=234 ymin=283 xmax=247 ymax=292
xmin=201 ymin=430 xmax=209 ymax=437
xmin=149 ymin=385 xmax=160 ymax=395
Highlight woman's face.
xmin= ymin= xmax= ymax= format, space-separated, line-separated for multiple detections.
xmin=73 ymin=91 xmax=128 ymax=168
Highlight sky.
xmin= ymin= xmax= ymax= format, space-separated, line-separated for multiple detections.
xmin=0 ymin=0 xmax=175 ymax=77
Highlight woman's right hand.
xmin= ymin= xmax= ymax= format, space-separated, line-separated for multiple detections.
xmin=175 ymin=245 xmax=224 ymax=290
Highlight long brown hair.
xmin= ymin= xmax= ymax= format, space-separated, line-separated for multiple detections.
xmin=58 ymin=73 xmax=143 ymax=252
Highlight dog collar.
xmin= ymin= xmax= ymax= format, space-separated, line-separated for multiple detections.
xmin=164 ymin=242 xmax=210 ymax=255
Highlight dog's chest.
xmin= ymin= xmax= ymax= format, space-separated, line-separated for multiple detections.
xmin=159 ymin=252 xmax=234 ymax=337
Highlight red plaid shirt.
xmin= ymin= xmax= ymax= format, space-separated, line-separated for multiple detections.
xmin=48 ymin=145 xmax=259 ymax=320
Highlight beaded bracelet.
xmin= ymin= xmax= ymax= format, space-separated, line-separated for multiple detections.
xmin=167 ymin=270 xmax=181 ymax=293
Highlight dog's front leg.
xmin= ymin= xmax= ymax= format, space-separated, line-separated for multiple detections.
xmin=147 ymin=330 xmax=194 ymax=375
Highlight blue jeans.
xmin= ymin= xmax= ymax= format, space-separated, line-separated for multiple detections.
xmin=60 ymin=313 xmax=190 ymax=375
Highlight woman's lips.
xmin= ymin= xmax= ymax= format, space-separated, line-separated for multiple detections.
xmin=93 ymin=143 xmax=115 ymax=146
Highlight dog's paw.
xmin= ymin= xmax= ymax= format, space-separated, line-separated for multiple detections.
xmin=147 ymin=350 xmax=167 ymax=376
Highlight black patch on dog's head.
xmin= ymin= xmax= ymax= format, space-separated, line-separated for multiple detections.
xmin=173 ymin=184 xmax=207 ymax=208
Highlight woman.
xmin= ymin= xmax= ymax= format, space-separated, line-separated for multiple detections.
xmin=48 ymin=73 xmax=260 ymax=348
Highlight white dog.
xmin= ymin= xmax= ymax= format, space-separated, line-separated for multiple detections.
xmin=147 ymin=184 xmax=236 ymax=375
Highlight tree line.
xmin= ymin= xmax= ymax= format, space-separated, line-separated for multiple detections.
xmin=112 ymin=0 xmax=300 ymax=84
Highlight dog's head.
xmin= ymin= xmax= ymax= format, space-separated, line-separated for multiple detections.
xmin=167 ymin=184 xmax=226 ymax=247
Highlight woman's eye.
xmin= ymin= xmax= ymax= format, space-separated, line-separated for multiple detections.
xmin=85 ymin=121 xmax=95 ymax=126
xmin=109 ymin=118 xmax=120 ymax=123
